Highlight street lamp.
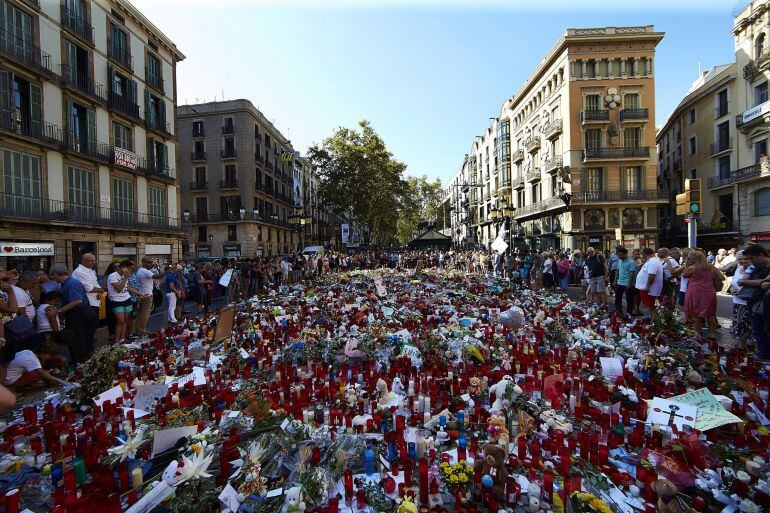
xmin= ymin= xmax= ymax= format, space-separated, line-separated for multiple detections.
xmin=183 ymin=209 xmax=190 ymax=223
xmin=239 ymin=207 xmax=246 ymax=220
xmin=253 ymin=208 xmax=259 ymax=220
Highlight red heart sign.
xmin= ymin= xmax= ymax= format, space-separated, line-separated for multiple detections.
xmin=2 ymin=247 xmax=13 ymax=253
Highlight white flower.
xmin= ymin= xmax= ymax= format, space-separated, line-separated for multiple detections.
xmin=176 ymin=451 xmax=214 ymax=484
xmin=108 ymin=431 xmax=146 ymax=462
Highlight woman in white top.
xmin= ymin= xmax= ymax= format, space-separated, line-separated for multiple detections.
xmin=729 ymin=251 xmax=752 ymax=348
xmin=107 ymin=260 xmax=135 ymax=344
xmin=36 ymin=290 xmax=63 ymax=333
xmin=542 ymin=252 xmax=555 ymax=292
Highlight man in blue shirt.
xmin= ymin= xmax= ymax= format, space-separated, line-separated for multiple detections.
xmin=614 ymin=248 xmax=637 ymax=315
xmin=50 ymin=264 xmax=98 ymax=363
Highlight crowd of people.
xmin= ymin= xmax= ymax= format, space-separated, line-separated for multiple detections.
xmin=0 ymin=241 xmax=767 ymax=413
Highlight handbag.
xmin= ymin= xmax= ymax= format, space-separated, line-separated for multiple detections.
xmin=152 ymin=286 xmax=163 ymax=310
xmin=5 ymin=315 xmax=34 ymax=341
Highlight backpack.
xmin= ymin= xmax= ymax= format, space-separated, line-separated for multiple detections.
xmin=588 ymin=255 xmax=605 ymax=278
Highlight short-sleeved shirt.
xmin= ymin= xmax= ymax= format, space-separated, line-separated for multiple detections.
xmin=36 ymin=303 xmax=58 ymax=333
xmin=4 ymin=350 xmax=42 ymax=385
xmin=165 ymin=273 xmax=179 ymax=294
xmin=107 ymin=271 xmax=131 ymax=302
xmin=60 ymin=276 xmax=89 ymax=307
xmin=41 ymin=281 xmax=60 ymax=293
xmin=616 ymin=259 xmax=637 ymax=287
xmin=135 ymin=267 xmax=156 ymax=295
xmin=12 ymin=286 xmax=35 ymax=322
xmin=635 ymin=257 xmax=664 ymax=296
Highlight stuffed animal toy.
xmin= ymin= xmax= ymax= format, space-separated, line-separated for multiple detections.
xmin=488 ymin=375 xmax=521 ymax=412
xmin=392 ymin=377 xmax=405 ymax=396
xmin=376 ymin=378 xmax=394 ymax=403
xmin=468 ymin=377 xmax=482 ymax=397
xmin=651 ymin=479 xmax=697 ymax=513
xmin=486 ymin=415 xmax=510 ymax=446
xmin=282 ymin=486 xmax=306 ymax=513
xmin=397 ymin=495 xmax=418 ymax=513
xmin=344 ymin=338 xmax=365 ymax=359
xmin=473 ymin=443 xmax=509 ymax=501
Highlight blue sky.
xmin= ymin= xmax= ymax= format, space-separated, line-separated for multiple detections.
xmin=134 ymin=0 xmax=738 ymax=183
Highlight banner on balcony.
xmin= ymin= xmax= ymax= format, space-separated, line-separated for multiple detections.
xmin=114 ymin=147 xmax=137 ymax=170
xmin=341 ymin=223 xmax=350 ymax=244
xmin=293 ymin=174 xmax=303 ymax=210
xmin=0 ymin=242 xmax=55 ymax=256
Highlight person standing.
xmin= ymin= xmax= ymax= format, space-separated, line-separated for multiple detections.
xmin=585 ymin=247 xmax=608 ymax=305
xmin=608 ymin=246 xmax=621 ymax=295
xmin=737 ymin=244 xmax=770 ymax=361
xmin=683 ymin=251 xmax=723 ymax=337
xmin=49 ymin=264 xmax=96 ymax=363
xmin=164 ymin=265 xmax=181 ymax=324
xmin=614 ymin=248 xmax=637 ymax=315
xmin=71 ymin=253 xmax=104 ymax=328
xmin=542 ymin=252 xmax=555 ymax=292
xmin=729 ymin=251 xmax=752 ymax=348
xmin=12 ymin=270 xmax=38 ymax=325
xmin=107 ymin=260 xmax=135 ymax=344
xmin=134 ymin=257 xmax=161 ymax=335
xmin=634 ymin=248 xmax=663 ymax=315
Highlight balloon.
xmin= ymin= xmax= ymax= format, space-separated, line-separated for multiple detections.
xmin=482 ymin=474 xmax=494 ymax=488
xmin=609 ymin=102 xmax=617 ymax=109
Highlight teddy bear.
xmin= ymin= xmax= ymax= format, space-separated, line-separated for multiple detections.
xmin=488 ymin=375 xmax=521 ymax=412
xmin=344 ymin=338 xmax=365 ymax=359
xmin=651 ymin=479 xmax=698 ymax=513
xmin=486 ymin=415 xmax=510 ymax=446
xmin=468 ymin=377 xmax=482 ymax=397
xmin=282 ymin=486 xmax=306 ymax=513
xmin=473 ymin=443 xmax=509 ymax=502
xmin=397 ymin=495 xmax=418 ymax=513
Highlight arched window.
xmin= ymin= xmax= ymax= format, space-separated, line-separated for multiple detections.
xmin=756 ymin=33 xmax=766 ymax=59
xmin=756 ymin=187 xmax=770 ymax=216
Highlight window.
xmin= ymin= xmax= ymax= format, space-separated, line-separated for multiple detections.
xmin=147 ymin=138 xmax=169 ymax=174
xmin=585 ymin=129 xmax=601 ymax=149
xmin=112 ymin=121 xmax=132 ymax=151
xmin=756 ymin=188 xmax=770 ymax=216
xmin=148 ymin=187 xmax=166 ymax=227
xmin=265 ymin=133 xmax=271 ymax=148
xmin=586 ymin=60 xmax=596 ymax=78
xmin=224 ymin=164 xmax=236 ymax=183
xmin=719 ymin=194 xmax=733 ymax=221
xmin=1 ymin=2 xmax=33 ymax=51
xmin=624 ymin=127 xmax=641 ymax=148
xmin=227 ymin=225 xmax=237 ymax=241
xmin=193 ymin=140 xmax=204 ymax=154
xmin=716 ymin=90 xmax=728 ymax=118
xmin=64 ymin=40 xmax=90 ymax=83
xmin=3 ymin=149 xmax=41 ymax=215
xmin=144 ymin=90 xmax=166 ymax=130
xmin=755 ymin=139 xmax=768 ymax=163
xmin=224 ymin=117 xmax=234 ymax=131
xmin=220 ymin=195 xmax=241 ymax=220
xmin=690 ymin=169 xmax=697 ymax=180
xmin=624 ymin=93 xmax=640 ymax=109
xmin=0 ymin=70 xmax=43 ymax=137
xmin=756 ymin=81 xmax=768 ymax=106
xmin=67 ymin=166 xmax=94 ymax=221
xmin=254 ymin=123 xmax=261 ymax=139
xmin=756 ymin=33 xmax=766 ymax=59
xmin=716 ymin=121 xmax=730 ymax=152
xmin=224 ymin=137 xmax=235 ymax=152
xmin=585 ymin=94 xmax=600 ymax=111
xmin=192 ymin=121 xmax=204 ymax=137
xmin=718 ymin=155 xmax=731 ymax=179
xmin=112 ymin=177 xmax=134 ymax=224
xmin=65 ymin=99 xmax=96 ymax=152
xmin=585 ymin=168 xmax=603 ymax=192
xmin=146 ymin=52 xmax=162 ymax=90
xmin=621 ymin=166 xmax=642 ymax=193
xmin=688 ymin=108 xmax=696 ymax=125
xmin=108 ymin=67 xmax=137 ymax=105
xmin=197 ymin=226 xmax=207 ymax=242
xmin=256 ymin=169 xmax=262 ymax=189
xmin=109 ymin=23 xmax=130 ymax=66
xmin=688 ymin=136 xmax=696 ymax=155
xmin=195 ymin=197 xmax=208 ymax=219
xmin=194 ymin=167 xmax=206 ymax=185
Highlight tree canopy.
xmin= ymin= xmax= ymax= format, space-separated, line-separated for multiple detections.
xmin=308 ymin=120 xmax=443 ymax=246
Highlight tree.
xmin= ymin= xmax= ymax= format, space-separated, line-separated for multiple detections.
xmin=307 ymin=120 xmax=410 ymax=245
xmin=396 ymin=175 xmax=444 ymax=244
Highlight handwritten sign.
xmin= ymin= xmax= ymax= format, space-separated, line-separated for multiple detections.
xmin=646 ymin=397 xmax=697 ymax=430
xmin=152 ymin=425 xmax=198 ymax=456
xmin=214 ymin=305 xmax=236 ymax=344
xmin=133 ymin=383 xmax=168 ymax=411
xmin=670 ymin=388 xmax=742 ymax=431
xmin=600 ymin=357 xmax=624 ymax=378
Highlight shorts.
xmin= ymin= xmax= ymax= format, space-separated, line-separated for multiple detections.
xmin=588 ymin=276 xmax=606 ymax=293
xmin=640 ymin=290 xmax=658 ymax=309
xmin=113 ymin=299 xmax=133 ymax=314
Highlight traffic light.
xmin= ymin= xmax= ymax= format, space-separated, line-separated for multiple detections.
xmin=675 ymin=178 xmax=701 ymax=216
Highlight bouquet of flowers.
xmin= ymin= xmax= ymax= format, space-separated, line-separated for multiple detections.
xmin=569 ymin=492 xmax=613 ymax=513
xmin=438 ymin=460 xmax=474 ymax=494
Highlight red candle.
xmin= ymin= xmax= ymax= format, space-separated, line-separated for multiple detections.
xmin=419 ymin=458 xmax=429 ymax=505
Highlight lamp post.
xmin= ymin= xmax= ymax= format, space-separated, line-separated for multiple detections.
xmin=208 ymin=233 xmax=214 ymax=256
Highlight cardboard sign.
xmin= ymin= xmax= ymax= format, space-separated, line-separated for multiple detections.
xmin=133 ymin=383 xmax=169 ymax=411
xmin=646 ymin=397 xmax=697 ymax=430
xmin=600 ymin=357 xmax=624 ymax=378
xmin=214 ymin=305 xmax=236 ymax=344
xmin=94 ymin=385 xmax=124 ymax=407
xmin=670 ymin=387 xmax=743 ymax=431
xmin=152 ymin=425 xmax=198 ymax=456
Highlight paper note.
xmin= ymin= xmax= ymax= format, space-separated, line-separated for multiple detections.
xmin=748 ymin=402 xmax=770 ymax=426
xmin=192 ymin=366 xmax=207 ymax=386
xmin=133 ymin=383 xmax=168 ymax=411
xmin=94 ymin=385 xmax=124 ymax=407
xmin=646 ymin=397 xmax=697 ymax=430
xmin=600 ymin=357 xmax=624 ymax=378
xmin=218 ymin=269 xmax=233 ymax=286
xmin=152 ymin=425 xmax=198 ymax=456
xmin=265 ymin=488 xmax=283 ymax=498
xmin=670 ymin=388 xmax=743 ymax=431
xmin=218 ymin=483 xmax=243 ymax=512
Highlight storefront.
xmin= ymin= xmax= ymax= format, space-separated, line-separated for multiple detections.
xmin=223 ymin=244 xmax=241 ymax=258
xmin=145 ymin=244 xmax=172 ymax=268
xmin=750 ymin=232 xmax=770 ymax=249
xmin=0 ymin=241 xmax=55 ymax=272
xmin=113 ymin=245 xmax=138 ymax=264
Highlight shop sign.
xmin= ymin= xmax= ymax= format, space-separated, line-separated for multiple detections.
xmin=113 ymin=246 xmax=137 ymax=256
xmin=588 ymin=236 xmax=602 ymax=245
xmin=0 ymin=242 xmax=55 ymax=256
xmin=741 ymin=100 xmax=770 ymax=125
xmin=114 ymin=147 xmax=137 ymax=170
xmin=145 ymin=244 xmax=171 ymax=255
xmin=750 ymin=232 xmax=770 ymax=242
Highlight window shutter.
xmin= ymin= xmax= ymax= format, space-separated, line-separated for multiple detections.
xmin=144 ymin=88 xmax=153 ymax=125
xmin=0 ymin=70 xmax=10 ymax=112
xmin=146 ymin=138 xmax=155 ymax=170
xmin=86 ymin=108 xmax=96 ymax=154
xmin=128 ymin=78 xmax=137 ymax=105
xmin=30 ymin=82 xmax=42 ymax=136
xmin=158 ymin=99 xmax=166 ymax=129
xmin=107 ymin=64 xmax=115 ymax=94
xmin=162 ymin=143 xmax=169 ymax=173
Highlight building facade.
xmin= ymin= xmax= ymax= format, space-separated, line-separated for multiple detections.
xmin=730 ymin=0 xmax=770 ymax=247
xmin=0 ymin=0 xmax=185 ymax=272
xmin=178 ymin=99 xmax=303 ymax=258
xmin=657 ymin=64 xmax=740 ymax=250
xmin=455 ymin=26 xmax=664 ymax=252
